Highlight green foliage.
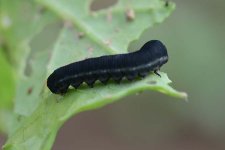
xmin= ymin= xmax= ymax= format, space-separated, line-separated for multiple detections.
xmin=0 ymin=0 xmax=186 ymax=149
xmin=0 ymin=49 xmax=15 ymax=109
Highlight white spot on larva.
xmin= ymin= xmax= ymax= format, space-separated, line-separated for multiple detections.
xmin=1 ymin=15 xmax=12 ymax=29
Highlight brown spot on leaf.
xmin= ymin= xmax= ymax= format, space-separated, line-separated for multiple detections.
xmin=27 ymin=87 xmax=33 ymax=95
xmin=125 ymin=8 xmax=135 ymax=22
xmin=78 ymin=32 xmax=85 ymax=39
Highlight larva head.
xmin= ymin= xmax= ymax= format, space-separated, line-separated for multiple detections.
xmin=47 ymin=71 xmax=59 ymax=94
xmin=47 ymin=70 xmax=68 ymax=94
xmin=140 ymin=40 xmax=168 ymax=66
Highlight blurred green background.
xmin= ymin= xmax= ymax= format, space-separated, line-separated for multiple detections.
xmin=1 ymin=0 xmax=225 ymax=149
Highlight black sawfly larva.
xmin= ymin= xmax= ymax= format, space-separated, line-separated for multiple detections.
xmin=47 ymin=40 xmax=168 ymax=94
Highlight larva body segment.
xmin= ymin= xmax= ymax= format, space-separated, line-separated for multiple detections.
xmin=47 ymin=40 xmax=168 ymax=94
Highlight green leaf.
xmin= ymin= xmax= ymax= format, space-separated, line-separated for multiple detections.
xmin=0 ymin=0 xmax=57 ymax=135
xmin=0 ymin=109 xmax=20 ymax=135
xmin=14 ymin=50 xmax=51 ymax=116
xmin=0 ymin=0 xmax=57 ymax=73
xmin=0 ymin=0 xmax=58 ymax=116
xmin=3 ymin=0 xmax=187 ymax=150
xmin=0 ymin=48 xmax=15 ymax=109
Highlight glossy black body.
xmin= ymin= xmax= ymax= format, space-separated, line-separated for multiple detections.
xmin=47 ymin=40 xmax=168 ymax=94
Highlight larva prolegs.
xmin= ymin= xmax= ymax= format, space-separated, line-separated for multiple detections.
xmin=154 ymin=70 xmax=161 ymax=77
xmin=85 ymin=79 xmax=96 ymax=88
xmin=126 ymin=72 xmax=137 ymax=81
xmin=71 ymin=81 xmax=82 ymax=89
xmin=138 ymin=71 xmax=149 ymax=78
xmin=99 ymin=76 xmax=110 ymax=84
xmin=58 ymin=84 xmax=69 ymax=95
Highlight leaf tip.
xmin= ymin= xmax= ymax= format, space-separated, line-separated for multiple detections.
xmin=182 ymin=92 xmax=188 ymax=102
xmin=176 ymin=91 xmax=188 ymax=101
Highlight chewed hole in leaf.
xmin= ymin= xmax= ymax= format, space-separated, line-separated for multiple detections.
xmin=29 ymin=22 xmax=62 ymax=54
xmin=24 ymin=59 xmax=32 ymax=77
xmin=90 ymin=0 xmax=118 ymax=11
xmin=127 ymin=40 xmax=142 ymax=53
xmin=24 ymin=22 xmax=62 ymax=77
